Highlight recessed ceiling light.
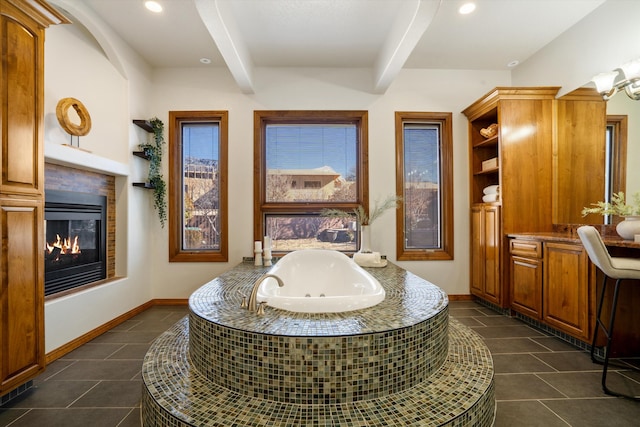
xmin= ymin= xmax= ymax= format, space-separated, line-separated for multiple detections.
xmin=507 ymin=60 xmax=520 ymax=68
xmin=200 ymin=58 xmax=212 ymax=64
xmin=459 ymin=2 xmax=476 ymax=15
xmin=145 ymin=1 xmax=163 ymax=13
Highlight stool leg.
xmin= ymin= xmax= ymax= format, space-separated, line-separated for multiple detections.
xmin=595 ymin=278 xmax=640 ymax=400
xmin=590 ymin=274 xmax=609 ymax=364
xmin=601 ymin=278 xmax=622 ymax=396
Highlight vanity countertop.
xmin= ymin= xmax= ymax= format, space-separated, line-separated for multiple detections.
xmin=507 ymin=231 xmax=640 ymax=249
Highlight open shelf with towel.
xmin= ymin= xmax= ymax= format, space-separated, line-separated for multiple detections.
xmin=463 ymin=87 xmax=560 ymax=307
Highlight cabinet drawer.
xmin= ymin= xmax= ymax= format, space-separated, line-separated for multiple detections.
xmin=510 ymin=239 xmax=542 ymax=258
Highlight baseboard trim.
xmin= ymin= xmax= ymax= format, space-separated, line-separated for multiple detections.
xmin=447 ymin=294 xmax=474 ymax=301
xmin=45 ymin=298 xmax=188 ymax=364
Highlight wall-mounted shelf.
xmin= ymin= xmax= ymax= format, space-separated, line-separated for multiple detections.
xmin=133 ymin=119 xmax=154 ymax=188
xmin=133 ymin=119 xmax=153 ymax=133
xmin=133 ymin=150 xmax=151 ymax=160
xmin=132 ymin=182 xmax=155 ymax=189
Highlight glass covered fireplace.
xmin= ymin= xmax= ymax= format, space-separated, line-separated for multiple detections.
xmin=44 ymin=190 xmax=107 ymax=296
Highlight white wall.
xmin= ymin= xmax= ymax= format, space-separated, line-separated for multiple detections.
xmin=513 ymin=0 xmax=640 ymax=96
xmin=44 ymin=0 xmax=156 ymax=353
xmin=513 ymin=0 xmax=640 ymax=204
xmin=147 ymin=66 xmax=511 ymax=298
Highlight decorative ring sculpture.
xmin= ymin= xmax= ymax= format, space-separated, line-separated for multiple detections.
xmin=56 ymin=97 xmax=92 ymax=136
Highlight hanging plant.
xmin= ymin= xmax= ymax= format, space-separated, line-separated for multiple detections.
xmin=140 ymin=117 xmax=167 ymax=227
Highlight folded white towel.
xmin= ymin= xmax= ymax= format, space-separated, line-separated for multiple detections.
xmin=482 ymin=193 xmax=500 ymax=203
xmin=353 ymin=252 xmax=387 ymax=268
xmin=483 ymin=185 xmax=500 ymax=195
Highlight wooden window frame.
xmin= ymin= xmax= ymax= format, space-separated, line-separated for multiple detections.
xmin=168 ymin=111 xmax=228 ymax=262
xmin=606 ymin=115 xmax=627 ymax=197
xmin=395 ymin=111 xmax=453 ymax=261
xmin=253 ymin=110 xmax=369 ymax=248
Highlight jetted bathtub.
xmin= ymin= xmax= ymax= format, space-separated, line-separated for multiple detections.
xmin=256 ymin=249 xmax=385 ymax=313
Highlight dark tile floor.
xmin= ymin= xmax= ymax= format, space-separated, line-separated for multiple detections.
xmin=1 ymin=301 xmax=639 ymax=426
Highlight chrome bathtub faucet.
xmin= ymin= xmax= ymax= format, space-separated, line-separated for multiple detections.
xmin=247 ymin=273 xmax=284 ymax=313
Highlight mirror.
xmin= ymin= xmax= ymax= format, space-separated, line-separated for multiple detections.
xmin=606 ymin=93 xmax=639 ymax=197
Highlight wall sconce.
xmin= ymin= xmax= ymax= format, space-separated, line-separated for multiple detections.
xmin=592 ymin=58 xmax=640 ymax=100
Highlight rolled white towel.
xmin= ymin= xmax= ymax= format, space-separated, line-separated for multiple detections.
xmin=353 ymin=252 xmax=387 ymax=268
xmin=483 ymin=185 xmax=500 ymax=195
xmin=482 ymin=193 xmax=500 ymax=203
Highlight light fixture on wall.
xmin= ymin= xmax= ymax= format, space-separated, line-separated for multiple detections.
xmin=592 ymin=58 xmax=640 ymax=100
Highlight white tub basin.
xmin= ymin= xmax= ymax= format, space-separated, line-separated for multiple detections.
xmin=256 ymin=249 xmax=385 ymax=313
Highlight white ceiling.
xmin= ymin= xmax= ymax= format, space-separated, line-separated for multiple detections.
xmin=75 ymin=0 xmax=606 ymax=92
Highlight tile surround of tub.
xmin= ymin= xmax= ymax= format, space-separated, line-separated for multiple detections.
xmin=142 ymin=316 xmax=494 ymax=426
xmin=143 ymin=261 xmax=496 ymax=426
xmin=188 ymin=262 xmax=450 ymax=403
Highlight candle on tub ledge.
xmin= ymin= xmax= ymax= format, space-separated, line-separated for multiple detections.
xmin=263 ymin=236 xmax=272 ymax=266
xmin=254 ymin=241 xmax=263 ymax=266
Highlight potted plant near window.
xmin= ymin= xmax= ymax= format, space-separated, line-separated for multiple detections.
xmin=582 ymin=191 xmax=640 ymax=240
xmin=322 ymin=194 xmax=401 ymax=253
xmin=139 ymin=117 xmax=167 ymax=227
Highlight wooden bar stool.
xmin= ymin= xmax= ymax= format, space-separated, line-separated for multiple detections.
xmin=577 ymin=225 xmax=640 ymax=400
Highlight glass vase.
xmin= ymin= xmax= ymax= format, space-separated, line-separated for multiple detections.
xmin=358 ymin=225 xmax=372 ymax=253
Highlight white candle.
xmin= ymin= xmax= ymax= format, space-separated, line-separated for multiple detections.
xmin=254 ymin=241 xmax=262 ymax=252
xmin=264 ymin=236 xmax=271 ymax=249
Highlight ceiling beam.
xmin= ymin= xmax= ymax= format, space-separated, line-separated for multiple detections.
xmin=194 ymin=0 xmax=255 ymax=94
xmin=373 ymin=0 xmax=441 ymax=93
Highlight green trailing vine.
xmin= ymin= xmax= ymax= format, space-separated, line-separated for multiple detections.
xmin=140 ymin=117 xmax=167 ymax=227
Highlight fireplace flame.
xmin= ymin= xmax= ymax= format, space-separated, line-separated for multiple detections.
xmin=46 ymin=234 xmax=82 ymax=256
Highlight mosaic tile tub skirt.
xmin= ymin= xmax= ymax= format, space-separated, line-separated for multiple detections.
xmin=142 ymin=261 xmax=495 ymax=426
xmin=188 ymin=262 xmax=451 ymax=405
xmin=142 ymin=317 xmax=494 ymax=426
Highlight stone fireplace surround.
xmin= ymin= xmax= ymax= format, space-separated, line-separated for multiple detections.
xmin=44 ymin=152 xmax=118 ymax=298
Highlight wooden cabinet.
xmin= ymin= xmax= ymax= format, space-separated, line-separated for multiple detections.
xmin=0 ymin=0 xmax=68 ymax=397
xmin=543 ymin=242 xmax=592 ymax=341
xmin=464 ymin=87 xmax=607 ymax=308
xmin=471 ymin=204 xmax=501 ymax=304
xmin=554 ymin=89 xmax=607 ymax=225
xmin=463 ymin=88 xmax=558 ymax=307
xmin=510 ymin=239 xmax=543 ymax=319
xmin=508 ymin=237 xmax=595 ymax=342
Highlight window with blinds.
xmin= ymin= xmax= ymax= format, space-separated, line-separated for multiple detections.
xmin=395 ymin=112 xmax=453 ymax=261
xmin=255 ymin=111 xmax=368 ymax=252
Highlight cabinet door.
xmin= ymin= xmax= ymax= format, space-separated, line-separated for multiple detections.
xmin=543 ymin=242 xmax=590 ymax=341
xmin=470 ymin=205 xmax=501 ymax=304
xmin=510 ymin=255 xmax=543 ymax=319
xmin=0 ymin=198 xmax=45 ymax=393
xmin=0 ymin=3 xmax=45 ymax=197
xmin=483 ymin=205 xmax=501 ymax=304
xmin=470 ymin=206 xmax=484 ymax=296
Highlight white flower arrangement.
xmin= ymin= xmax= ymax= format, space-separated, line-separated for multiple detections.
xmin=582 ymin=191 xmax=640 ymax=217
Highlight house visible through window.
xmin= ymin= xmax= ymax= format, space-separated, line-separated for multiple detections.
xmin=255 ymin=111 xmax=368 ymax=252
xmin=395 ymin=112 xmax=453 ymax=260
xmin=169 ymin=111 xmax=228 ymax=262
